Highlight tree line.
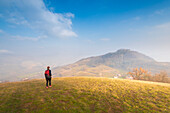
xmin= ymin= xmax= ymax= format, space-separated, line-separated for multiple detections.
xmin=128 ymin=67 xmax=170 ymax=83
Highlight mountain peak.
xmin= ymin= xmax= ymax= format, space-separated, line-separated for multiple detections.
xmin=103 ymin=49 xmax=156 ymax=63
xmin=116 ymin=49 xmax=131 ymax=53
xmin=54 ymin=49 xmax=170 ymax=77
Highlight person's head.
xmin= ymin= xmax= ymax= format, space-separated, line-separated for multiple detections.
xmin=47 ymin=66 xmax=50 ymax=70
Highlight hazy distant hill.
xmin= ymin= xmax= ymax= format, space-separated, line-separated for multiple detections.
xmin=53 ymin=49 xmax=170 ymax=77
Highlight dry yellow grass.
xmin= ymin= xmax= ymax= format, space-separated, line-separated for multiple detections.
xmin=0 ymin=77 xmax=170 ymax=113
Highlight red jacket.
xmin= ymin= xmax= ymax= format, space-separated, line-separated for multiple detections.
xmin=45 ymin=70 xmax=52 ymax=78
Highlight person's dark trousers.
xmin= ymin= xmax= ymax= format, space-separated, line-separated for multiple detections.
xmin=46 ymin=77 xmax=51 ymax=87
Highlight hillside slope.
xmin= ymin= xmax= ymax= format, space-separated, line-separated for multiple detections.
xmin=53 ymin=49 xmax=170 ymax=77
xmin=0 ymin=77 xmax=169 ymax=113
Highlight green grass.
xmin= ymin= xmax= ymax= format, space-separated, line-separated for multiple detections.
xmin=0 ymin=77 xmax=170 ymax=113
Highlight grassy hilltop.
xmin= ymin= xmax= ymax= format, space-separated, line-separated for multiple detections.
xmin=0 ymin=77 xmax=170 ymax=113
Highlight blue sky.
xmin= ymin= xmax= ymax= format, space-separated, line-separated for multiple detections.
xmin=0 ymin=0 xmax=170 ymax=80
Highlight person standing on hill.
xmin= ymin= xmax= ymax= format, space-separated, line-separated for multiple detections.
xmin=45 ymin=66 xmax=52 ymax=88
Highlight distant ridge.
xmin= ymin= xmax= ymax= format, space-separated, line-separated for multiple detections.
xmin=53 ymin=49 xmax=170 ymax=77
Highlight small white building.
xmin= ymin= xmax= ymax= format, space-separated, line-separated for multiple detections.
xmin=22 ymin=78 xmax=29 ymax=81
xmin=114 ymin=76 xmax=118 ymax=79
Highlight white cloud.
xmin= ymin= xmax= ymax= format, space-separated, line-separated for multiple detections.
xmin=154 ymin=9 xmax=164 ymax=15
xmin=0 ymin=49 xmax=13 ymax=54
xmin=12 ymin=35 xmax=47 ymax=41
xmin=100 ymin=38 xmax=110 ymax=41
xmin=85 ymin=39 xmax=94 ymax=44
xmin=149 ymin=22 xmax=170 ymax=39
xmin=0 ymin=14 xmax=3 ymax=18
xmin=150 ymin=8 xmax=170 ymax=17
xmin=0 ymin=0 xmax=77 ymax=39
xmin=59 ymin=29 xmax=77 ymax=37
xmin=65 ymin=13 xmax=75 ymax=18
xmin=133 ymin=16 xmax=141 ymax=20
xmin=155 ymin=22 xmax=170 ymax=29
xmin=145 ymin=22 xmax=170 ymax=46
xmin=0 ymin=29 xmax=3 ymax=33
xmin=0 ymin=29 xmax=46 ymax=41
